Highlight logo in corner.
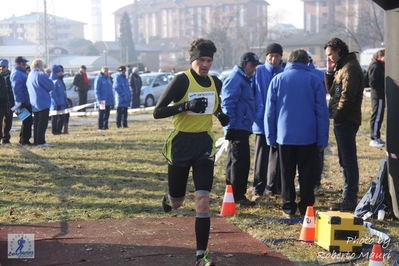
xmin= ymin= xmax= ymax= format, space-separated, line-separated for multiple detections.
xmin=8 ymin=234 xmax=35 ymax=259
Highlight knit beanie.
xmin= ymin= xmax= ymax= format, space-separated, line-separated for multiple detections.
xmin=51 ymin=64 xmax=62 ymax=74
xmin=265 ymin=43 xmax=283 ymax=56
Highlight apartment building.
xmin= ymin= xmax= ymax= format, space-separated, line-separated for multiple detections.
xmin=113 ymin=0 xmax=269 ymax=44
xmin=303 ymin=0 xmax=384 ymax=34
xmin=0 ymin=13 xmax=85 ymax=45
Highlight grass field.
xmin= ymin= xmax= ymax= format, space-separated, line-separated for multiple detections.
xmin=1 ymin=100 xmax=398 ymax=265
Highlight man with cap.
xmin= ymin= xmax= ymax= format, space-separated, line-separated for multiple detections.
xmin=265 ymin=49 xmax=329 ymax=218
xmin=153 ymin=38 xmax=228 ymax=266
xmin=72 ymin=65 xmax=90 ymax=112
xmin=49 ymin=64 xmax=67 ymax=135
xmin=221 ymin=52 xmax=261 ymax=207
xmin=250 ymin=43 xmax=284 ymax=201
xmin=0 ymin=59 xmax=15 ymax=144
xmin=10 ymin=56 xmax=33 ymax=145
xmin=113 ymin=65 xmax=131 ymax=128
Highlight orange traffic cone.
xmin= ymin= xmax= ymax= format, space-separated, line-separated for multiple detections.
xmin=219 ymin=185 xmax=236 ymax=216
xmin=299 ymin=206 xmax=315 ymax=243
xmin=369 ymin=243 xmax=383 ymax=266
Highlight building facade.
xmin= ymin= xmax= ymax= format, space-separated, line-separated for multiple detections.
xmin=113 ymin=0 xmax=269 ymax=45
xmin=0 ymin=13 xmax=85 ymax=45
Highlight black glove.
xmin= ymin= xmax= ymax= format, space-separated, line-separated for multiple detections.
xmin=186 ymin=97 xmax=207 ymax=113
xmin=20 ymin=103 xmax=26 ymax=108
xmin=225 ymin=129 xmax=237 ymax=141
xmin=215 ymin=111 xmax=229 ymax=127
xmin=56 ymin=105 xmax=61 ymax=111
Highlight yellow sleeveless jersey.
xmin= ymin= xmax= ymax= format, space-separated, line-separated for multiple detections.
xmin=172 ymin=70 xmax=218 ymax=132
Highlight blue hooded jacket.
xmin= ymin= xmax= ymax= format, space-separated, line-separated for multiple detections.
xmin=308 ymin=63 xmax=326 ymax=91
xmin=49 ymin=72 xmax=67 ymax=111
xmin=264 ymin=62 xmax=329 ymax=147
xmin=221 ymin=65 xmax=255 ymax=133
xmin=26 ymin=67 xmax=54 ymax=112
xmin=94 ymin=73 xmax=114 ymax=106
xmin=113 ymin=73 xmax=131 ymax=108
xmin=10 ymin=66 xmax=30 ymax=106
xmin=251 ymin=60 xmax=284 ymax=134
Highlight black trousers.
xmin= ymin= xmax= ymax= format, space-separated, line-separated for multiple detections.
xmin=51 ymin=114 xmax=65 ymax=134
xmin=266 ymin=145 xmax=281 ymax=194
xmin=19 ymin=105 xmax=33 ymax=144
xmin=131 ymin=92 xmax=140 ymax=108
xmin=77 ymin=90 xmax=88 ymax=111
xmin=225 ymin=133 xmax=250 ymax=201
xmin=33 ymin=108 xmax=49 ymax=145
xmin=279 ymin=144 xmax=317 ymax=216
xmin=252 ymin=134 xmax=270 ymax=195
xmin=0 ymin=106 xmax=13 ymax=142
xmin=116 ymin=107 xmax=128 ymax=128
xmin=370 ymin=98 xmax=385 ymax=140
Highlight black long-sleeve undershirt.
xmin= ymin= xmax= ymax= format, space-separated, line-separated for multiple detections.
xmin=153 ymin=69 xmax=223 ymax=119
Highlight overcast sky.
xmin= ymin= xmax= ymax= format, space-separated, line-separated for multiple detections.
xmin=0 ymin=0 xmax=304 ymax=42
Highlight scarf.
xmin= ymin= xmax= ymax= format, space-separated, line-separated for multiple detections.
xmin=83 ymin=72 xmax=89 ymax=84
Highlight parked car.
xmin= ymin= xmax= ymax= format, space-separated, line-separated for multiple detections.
xmin=64 ymin=76 xmax=97 ymax=108
xmin=140 ymin=72 xmax=174 ymax=107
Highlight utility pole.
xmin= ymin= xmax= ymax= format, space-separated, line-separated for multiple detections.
xmin=36 ymin=0 xmax=58 ymax=66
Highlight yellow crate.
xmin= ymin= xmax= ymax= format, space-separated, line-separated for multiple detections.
xmin=315 ymin=211 xmax=364 ymax=253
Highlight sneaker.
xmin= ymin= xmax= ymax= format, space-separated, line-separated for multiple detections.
xmin=282 ymin=211 xmax=296 ymax=219
xmin=162 ymin=194 xmax=172 ymax=213
xmin=36 ymin=143 xmax=53 ymax=148
xmin=369 ymin=139 xmax=385 ymax=147
xmin=236 ymin=197 xmax=256 ymax=207
xmin=196 ymin=251 xmax=216 ymax=266
xmin=1 ymin=140 xmax=11 ymax=145
xmin=330 ymin=198 xmax=357 ymax=211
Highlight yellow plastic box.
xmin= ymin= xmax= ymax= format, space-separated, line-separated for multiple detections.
xmin=315 ymin=211 xmax=364 ymax=253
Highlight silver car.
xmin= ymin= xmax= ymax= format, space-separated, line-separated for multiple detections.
xmin=140 ymin=73 xmax=174 ymax=107
xmin=64 ymin=76 xmax=97 ymax=107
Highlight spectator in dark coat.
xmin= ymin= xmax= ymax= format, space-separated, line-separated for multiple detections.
xmin=0 ymin=59 xmax=15 ymax=144
xmin=72 ymin=65 xmax=90 ymax=112
xmin=368 ymin=49 xmax=385 ymax=147
xmin=129 ymin=67 xmax=142 ymax=108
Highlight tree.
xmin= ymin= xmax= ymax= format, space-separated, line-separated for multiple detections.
xmin=119 ymin=11 xmax=137 ymax=63
xmin=83 ymin=44 xmax=99 ymax=56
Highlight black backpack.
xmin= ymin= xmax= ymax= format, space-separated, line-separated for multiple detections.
xmin=354 ymin=159 xmax=391 ymax=219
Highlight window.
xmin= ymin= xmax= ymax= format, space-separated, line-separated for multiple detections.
xmin=322 ymin=13 xmax=328 ymax=19
xmin=321 ymin=1 xmax=327 ymax=7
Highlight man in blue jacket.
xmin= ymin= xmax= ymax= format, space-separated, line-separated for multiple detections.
xmin=221 ymin=52 xmax=261 ymax=207
xmin=251 ymin=43 xmax=284 ymax=200
xmin=49 ymin=65 xmax=67 ymax=135
xmin=265 ymin=49 xmax=329 ymax=218
xmin=10 ymin=56 xmax=33 ymax=145
xmin=95 ymin=67 xmax=114 ymax=130
xmin=26 ymin=59 xmax=55 ymax=147
xmin=113 ymin=66 xmax=131 ymax=128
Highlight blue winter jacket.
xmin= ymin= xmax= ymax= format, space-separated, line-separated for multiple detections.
xmin=264 ymin=62 xmax=329 ymax=147
xmin=26 ymin=68 xmax=54 ymax=112
xmin=49 ymin=72 xmax=67 ymax=111
xmin=308 ymin=63 xmax=326 ymax=91
xmin=95 ymin=73 xmax=114 ymax=106
xmin=251 ymin=60 xmax=284 ymax=134
xmin=221 ymin=65 xmax=255 ymax=133
xmin=10 ymin=66 xmax=30 ymax=106
xmin=113 ymin=73 xmax=131 ymax=108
